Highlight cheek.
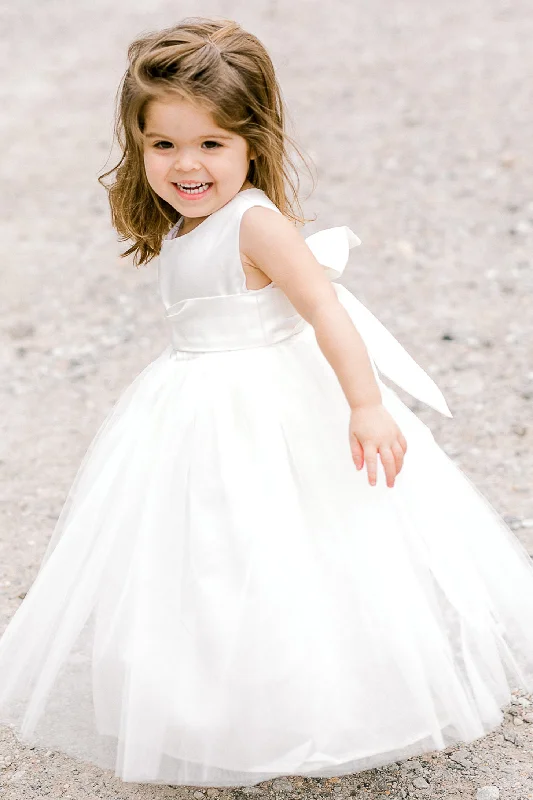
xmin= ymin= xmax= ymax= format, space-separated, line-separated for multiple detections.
xmin=143 ymin=153 xmax=166 ymax=190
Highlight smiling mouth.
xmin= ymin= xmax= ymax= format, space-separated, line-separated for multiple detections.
xmin=174 ymin=182 xmax=213 ymax=196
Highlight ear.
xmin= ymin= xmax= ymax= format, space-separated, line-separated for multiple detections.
xmin=247 ymin=143 xmax=257 ymax=161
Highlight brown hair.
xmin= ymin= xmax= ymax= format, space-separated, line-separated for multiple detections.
xmin=98 ymin=16 xmax=317 ymax=267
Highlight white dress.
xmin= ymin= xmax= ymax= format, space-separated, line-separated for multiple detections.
xmin=1 ymin=187 xmax=533 ymax=789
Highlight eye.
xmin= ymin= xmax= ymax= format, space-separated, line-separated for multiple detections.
xmin=202 ymin=140 xmax=222 ymax=149
xmin=153 ymin=140 xmax=173 ymax=149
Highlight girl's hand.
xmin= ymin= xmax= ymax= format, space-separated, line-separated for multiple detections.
xmin=349 ymin=404 xmax=408 ymax=488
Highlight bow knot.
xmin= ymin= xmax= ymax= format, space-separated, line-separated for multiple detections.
xmin=304 ymin=226 xmax=361 ymax=279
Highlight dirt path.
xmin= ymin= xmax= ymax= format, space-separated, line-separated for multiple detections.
xmin=1 ymin=0 xmax=532 ymax=797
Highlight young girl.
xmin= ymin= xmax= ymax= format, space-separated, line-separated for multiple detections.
xmin=1 ymin=15 xmax=533 ymax=790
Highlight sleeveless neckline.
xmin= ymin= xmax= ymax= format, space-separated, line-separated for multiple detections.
xmin=165 ymin=187 xmax=265 ymax=244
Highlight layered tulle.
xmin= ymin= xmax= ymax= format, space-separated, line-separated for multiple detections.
xmin=1 ymin=314 xmax=533 ymax=787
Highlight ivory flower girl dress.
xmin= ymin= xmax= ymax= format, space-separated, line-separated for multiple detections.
xmin=1 ymin=187 xmax=533 ymax=788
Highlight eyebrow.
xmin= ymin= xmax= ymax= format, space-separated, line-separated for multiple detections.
xmin=144 ymin=132 xmax=234 ymax=140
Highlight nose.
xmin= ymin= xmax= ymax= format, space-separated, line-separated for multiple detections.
xmin=173 ymin=149 xmax=201 ymax=171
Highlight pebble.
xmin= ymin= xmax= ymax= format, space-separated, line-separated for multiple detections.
xmin=412 ymin=776 xmax=430 ymax=789
xmin=510 ymin=219 xmax=532 ymax=235
xmin=513 ymin=716 xmax=524 ymax=726
xmin=500 ymin=151 xmax=516 ymax=167
xmin=449 ymin=749 xmax=472 ymax=768
xmin=396 ymin=240 xmax=415 ymax=259
xmin=8 ymin=322 xmax=36 ymax=340
xmin=523 ymin=712 xmax=533 ymax=723
xmin=511 ymin=695 xmax=531 ymax=706
xmin=9 ymin=769 xmax=27 ymax=783
xmin=272 ymin=778 xmax=293 ymax=791
xmin=476 ymin=788 xmax=500 ymax=800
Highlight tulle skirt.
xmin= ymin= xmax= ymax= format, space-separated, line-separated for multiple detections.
xmin=1 ymin=320 xmax=533 ymax=787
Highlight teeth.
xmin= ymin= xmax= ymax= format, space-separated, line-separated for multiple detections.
xmin=176 ymin=182 xmax=211 ymax=194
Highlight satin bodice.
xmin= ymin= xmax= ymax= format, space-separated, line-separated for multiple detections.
xmin=159 ymin=188 xmax=280 ymax=304
xmin=158 ymin=188 xmax=311 ymax=352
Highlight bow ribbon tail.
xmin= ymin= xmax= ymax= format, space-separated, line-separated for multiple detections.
xmin=333 ymin=283 xmax=453 ymax=418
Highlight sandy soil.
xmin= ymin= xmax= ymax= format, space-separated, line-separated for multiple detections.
xmin=1 ymin=0 xmax=532 ymax=797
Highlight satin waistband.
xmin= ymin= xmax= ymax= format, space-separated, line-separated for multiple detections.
xmin=165 ymin=284 xmax=307 ymax=352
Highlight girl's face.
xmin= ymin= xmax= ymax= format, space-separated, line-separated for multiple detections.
xmin=142 ymin=96 xmax=254 ymax=219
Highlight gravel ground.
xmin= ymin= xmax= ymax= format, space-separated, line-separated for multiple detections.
xmin=1 ymin=0 xmax=533 ymax=797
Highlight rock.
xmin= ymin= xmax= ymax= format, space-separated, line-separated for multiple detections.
xmin=511 ymin=695 xmax=532 ymax=706
xmin=480 ymin=167 xmax=497 ymax=181
xmin=412 ymin=777 xmax=430 ymax=789
xmin=272 ymin=778 xmax=293 ymax=791
xmin=397 ymin=240 xmax=415 ymax=259
xmin=513 ymin=716 xmax=524 ymax=725
xmin=8 ymin=322 xmax=36 ymax=340
xmin=449 ymin=749 xmax=472 ymax=768
xmin=8 ymin=769 xmax=27 ymax=783
xmin=500 ymin=152 xmax=515 ymax=167
xmin=523 ymin=712 xmax=533 ymax=723
xmin=476 ymin=788 xmax=500 ymax=800
xmin=509 ymin=219 xmax=531 ymax=235
xmin=447 ymin=760 xmax=466 ymax=771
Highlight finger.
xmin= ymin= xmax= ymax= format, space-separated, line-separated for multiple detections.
xmin=378 ymin=447 xmax=397 ymax=488
xmin=391 ymin=442 xmax=405 ymax=474
xmin=399 ymin=432 xmax=408 ymax=453
xmin=350 ymin=437 xmax=364 ymax=469
xmin=364 ymin=444 xmax=378 ymax=486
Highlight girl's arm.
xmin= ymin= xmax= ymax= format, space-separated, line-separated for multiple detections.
xmin=240 ymin=206 xmax=407 ymax=488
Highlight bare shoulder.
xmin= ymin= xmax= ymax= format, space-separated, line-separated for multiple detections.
xmin=239 ymin=205 xmax=303 ymax=258
xmin=238 ymin=204 xmax=338 ymax=324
